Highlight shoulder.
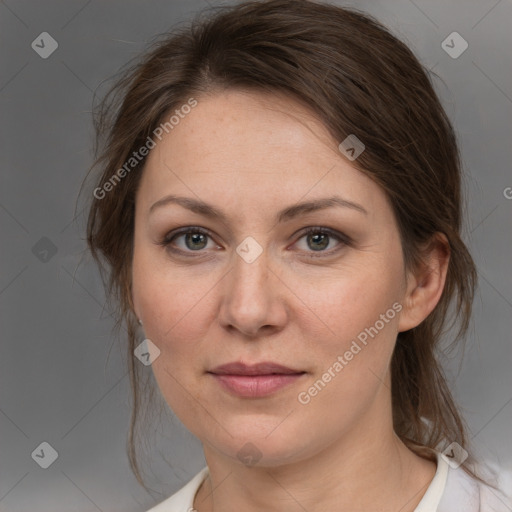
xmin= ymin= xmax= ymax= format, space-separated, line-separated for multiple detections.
xmin=415 ymin=451 xmax=512 ymax=512
xmin=145 ymin=467 xmax=209 ymax=512
xmin=435 ymin=453 xmax=511 ymax=512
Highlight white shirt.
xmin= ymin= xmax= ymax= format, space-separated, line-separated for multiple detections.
xmin=146 ymin=451 xmax=511 ymax=511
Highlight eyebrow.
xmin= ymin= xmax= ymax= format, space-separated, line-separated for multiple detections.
xmin=149 ymin=194 xmax=368 ymax=223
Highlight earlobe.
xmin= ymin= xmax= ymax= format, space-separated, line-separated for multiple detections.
xmin=397 ymin=233 xmax=450 ymax=333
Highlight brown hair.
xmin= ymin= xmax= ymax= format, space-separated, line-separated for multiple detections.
xmin=85 ymin=0 xmax=482 ymax=489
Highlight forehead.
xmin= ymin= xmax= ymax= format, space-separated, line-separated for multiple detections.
xmin=137 ymin=89 xmax=385 ymax=220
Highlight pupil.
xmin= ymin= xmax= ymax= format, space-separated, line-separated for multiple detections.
xmin=187 ymin=233 xmax=206 ymax=250
xmin=309 ymin=233 xmax=328 ymax=251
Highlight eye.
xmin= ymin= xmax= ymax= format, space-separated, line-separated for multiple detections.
xmin=158 ymin=226 xmax=351 ymax=258
xmin=293 ymin=227 xmax=350 ymax=257
xmin=159 ymin=226 xmax=219 ymax=255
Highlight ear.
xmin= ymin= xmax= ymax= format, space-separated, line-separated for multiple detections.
xmin=398 ymin=233 xmax=450 ymax=333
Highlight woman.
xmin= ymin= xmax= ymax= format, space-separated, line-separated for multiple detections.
xmin=85 ymin=0 xmax=511 ymax=510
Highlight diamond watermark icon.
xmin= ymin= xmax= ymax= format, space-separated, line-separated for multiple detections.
xmin=32 ymin=236 xmax=58 ymax=262
xmin=236 ymin=236 xmax=263 ymax=264
xmin=134 ymin=338 xmax=161 ymax=366
xmin=441 ymin=441 xmax=468 ymax=469
xmin=31 ymin=32 xmax=59 ymax=59
xmin=31 ymin=442 xmax=58 ymax=469
xmin=237 ymin=442 xmax=262 ymax=467
xmin=338 ymin=134 xmax=365 ymax=161
xmin=441 ymin=32 xmax=468 ymax=59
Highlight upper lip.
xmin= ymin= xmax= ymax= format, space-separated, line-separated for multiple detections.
xmin=208 ymin=362 xmax=304 ymax=376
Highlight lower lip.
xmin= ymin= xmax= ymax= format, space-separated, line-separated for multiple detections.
xmin=209 ymin=373 xmax=305 ymax=398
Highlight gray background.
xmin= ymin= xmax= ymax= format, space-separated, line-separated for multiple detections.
xmin=1 ymin=0 xmax=511 ymax=510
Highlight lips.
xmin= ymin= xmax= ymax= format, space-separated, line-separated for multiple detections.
xmin=207 ymin=362 xmax=306 ymax=398
xmin=209 ymin=361 xmax=304 ymax=376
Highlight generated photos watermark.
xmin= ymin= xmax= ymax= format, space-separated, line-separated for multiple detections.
xmin=93 ymin=98 xmax=198 ymax=200
xmin=297 ymin=302 xmax=403 ymax=405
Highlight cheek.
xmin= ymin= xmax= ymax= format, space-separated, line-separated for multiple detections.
xmin=325 ymin=299 xmax=399 ymax=381
xmin=304 ymin=260 xmax=403 ymax=345
xmin=294 ymin=277 xmax=402 ymax=431
xmin=132 ymin=254 xmax=215 ymax=431
xmin=300 ymin=258 xmax=403 ymax=396
xmin=131 ymin=249 xmax=220 ymax=364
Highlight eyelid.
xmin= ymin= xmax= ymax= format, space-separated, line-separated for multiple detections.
xmin=292 ymin=226 xmax=352 ymax=258
xmin=158 ymin=226 xmax=219 ymax=255
xmin=160 ymin=226 xmax=212 ymax=245
xmin=158 ymin=225 xmax=352 ymax=257
xmin=298 ymin=226 xmax=352 ymax=245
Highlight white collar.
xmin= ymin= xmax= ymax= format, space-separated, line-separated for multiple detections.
xmin=145 ymin=450 xmax=509 ymax=511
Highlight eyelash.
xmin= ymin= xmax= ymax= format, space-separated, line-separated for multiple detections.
xmin=157 ymin=226 xmax=352 ymax=259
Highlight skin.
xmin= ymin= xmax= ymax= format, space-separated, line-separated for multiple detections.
xmin=131 ymin=89 xmax=449 ymax=512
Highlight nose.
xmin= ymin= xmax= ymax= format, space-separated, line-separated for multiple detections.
xmin=217 ymin=242 xmax=288 ymax=338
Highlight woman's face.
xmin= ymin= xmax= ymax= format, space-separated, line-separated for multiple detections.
xmin=132 ymin=89 xmax=411 ymax=467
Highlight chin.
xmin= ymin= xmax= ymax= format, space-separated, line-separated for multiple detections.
xmin=202 ymin=415 xmax=317 ymax=468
